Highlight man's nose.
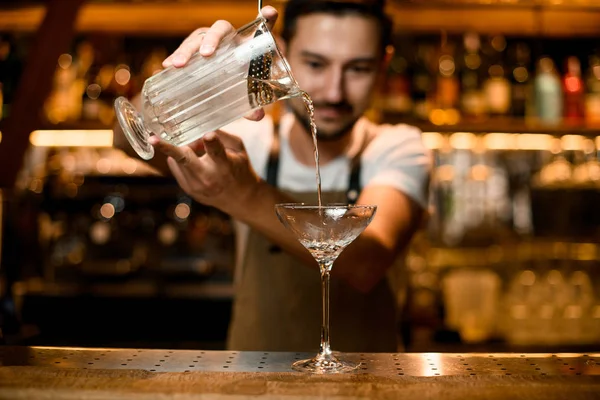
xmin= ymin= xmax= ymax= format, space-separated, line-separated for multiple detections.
xmin=323 ymin=69 xmax=344 ymax=104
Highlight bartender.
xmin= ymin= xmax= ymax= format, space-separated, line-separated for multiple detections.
xmin=113 ymin=0 xmax=430 ymax=352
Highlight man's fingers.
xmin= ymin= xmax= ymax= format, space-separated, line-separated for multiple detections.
xmin=244 ymin=109 xmax=265 ymax=121
xmin=188 ymin=139 xmax=207 ymax=156
xmin=163 ymin=18 xmax=235 ymax=67
xmin=150 ymin=136 xmax=198 ymax=166
xmin=163 ymin=27 xmax=208 ymax=68
xmin=213 ymin=129 xmax=246 ymax=152
xmin=203 ymin=132 xmax=229 ymax=163
xmin=162 ymin=9 xmax=276 ymax=69
xmin=260 ymin=6 xmax=278 ymax=32
xmin=166 ymin=157 xmax=192 ymax=190
xmin=200 ymin=20 xmax=235 ymax=56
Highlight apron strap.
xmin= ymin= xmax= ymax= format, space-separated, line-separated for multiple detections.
xmin=346 ymin=159 xmax=361 ymax=205
xmin=265 ymin=122 xmax=280 ymax=187
xmin=346 ymin=126 xmax=371 ymax=204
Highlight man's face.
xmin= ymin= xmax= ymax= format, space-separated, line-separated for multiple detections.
xmin=284 ymin=13 xmax=384 ymax=140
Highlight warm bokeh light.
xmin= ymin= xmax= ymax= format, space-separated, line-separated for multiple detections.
xmin=57 ymin=53 xmax=72 ymax=69
xmin=422 ymin=132 xmax=444 ymax=150
xmin=115 ymin=67 xmax=131 ymax=86
xmin=516 ymin=134 xmax=553 ymax=151
xmin=174 ymin=203 xmax=191 ymax=220
xmin=100 ymin=203 xmax=116 ymax=219
xmin=86 ymin=83 xmax=102 ymax=100
xmin=449 ymin=132 xmax=476 ymax=150
xmin=561 ymin=134 xmax=584 ymax=151
xmin=513 ymin=66 xmax=528 ymax=83
xmin=483 ymin=133 xmax=517 ymax=150
xmin=158 ymin=224 xmax=178 ymax=246
xmin=121 ymin=158 xmax=138 ymax=175
xmin=29 ymin=130 xmax=113 ymax=147
xmin=429 ymin=109 xmax=446 ymax=126
xmin=96 ymin=158 xmax=112 ymax=174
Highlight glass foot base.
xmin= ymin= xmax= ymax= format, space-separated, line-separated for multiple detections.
xmin=292 ymin=354 xmax=360 ymax=374
xmin=114 ymin=96 xmax=155 ymax=160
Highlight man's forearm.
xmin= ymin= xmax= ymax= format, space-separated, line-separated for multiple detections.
xmin=226 ymin=179 xmax=319 ymax=269
xmin=226 ymin=183 xmax=424 ymax=294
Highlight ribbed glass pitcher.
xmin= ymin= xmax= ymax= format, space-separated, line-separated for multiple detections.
xmin=114 ymin=17 xmax=301 ymax=160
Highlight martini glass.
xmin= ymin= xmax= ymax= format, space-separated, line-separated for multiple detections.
xmin=275 ymin=203 xmax=377 ymax=374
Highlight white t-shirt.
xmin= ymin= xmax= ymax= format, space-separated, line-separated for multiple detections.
xmin=221 ymin=113 xmax=431 ymax=279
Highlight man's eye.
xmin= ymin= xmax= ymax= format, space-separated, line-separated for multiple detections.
xmin=306 ymin=61 xmax=324 ymax=70
xmin=349 ymin=66 xmax=373 ymax=73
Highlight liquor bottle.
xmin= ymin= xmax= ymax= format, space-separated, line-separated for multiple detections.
xmin=562 ymin=56 xmax=585 ymax=124
xmin=509 ymin=42 xmax=532 ymax=118
xmin=584 ymin=55 xmax=600 ymax=124
xmin=435 ymin=37 xmax=459 ymax=112
xmin=482 ymin=35 xmax=511 ymax=116
xmin=533 ymin=57 xmax=563 ymax=125
xmin=411 ymin=43 xmax=434 ymax=120
xmin=383 ymin=54 xmax=413 ymax=115
xmin=459 ymin=32 xmax=486 ymax=119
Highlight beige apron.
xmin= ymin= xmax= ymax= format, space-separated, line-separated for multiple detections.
xmin=227 ymin=128 xmax=400 ymax=353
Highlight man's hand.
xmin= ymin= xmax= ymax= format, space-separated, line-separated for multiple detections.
xmin=148 ymin=131 xmax=261 ymax=214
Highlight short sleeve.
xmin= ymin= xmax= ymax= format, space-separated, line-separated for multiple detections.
xmin=361 ymin=124 xmax=431 ymax=209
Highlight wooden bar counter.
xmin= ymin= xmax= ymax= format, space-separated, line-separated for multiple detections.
xmin=0 ymin=346 xmax=599 ymax=399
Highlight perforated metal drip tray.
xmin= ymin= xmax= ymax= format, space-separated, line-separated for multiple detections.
xmin=1 ymin=346 xmax=599 ymax=377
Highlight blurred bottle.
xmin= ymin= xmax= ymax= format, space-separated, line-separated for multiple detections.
xmin=509 ymin=42 xmax=532 ymax=118
xmin=482 ymin=35 xmax=511 ymax=117
xmin=503 ymin=265 xmax=537 ymax=345
xmin=382 ymin=54 xmax=413 ymax=115
xmin=76 ymin=41 xmax=101 ymax=122
xmin=81 ymin=65 xmax=102 ymax=122
xmin=460 ymin=32 xmax=486 ymax=119
xmin=96 ymin=54 xmax=138 ymax=126
xmin=435 ymin=35 xmax=460 ymax=113
xmin=412 ymin=43 xmax=434 ymax=120
xmin=44 ymin=52 xmax=79 ymax=124
xmin=584 ymin=55 xmax=600 ymax=124
xmin=533 ymin=57 xmax=563 ymax=125
xmin=0 ymin=35 xmax=23 ymax=120
xmin=538 ymin=137 xmax=572 ymax=185
xmin=562 ymin=56 xmax=585 ymax=124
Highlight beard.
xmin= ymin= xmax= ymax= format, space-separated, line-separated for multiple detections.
xmin=289 ymin=99 xmax=359 ymax=142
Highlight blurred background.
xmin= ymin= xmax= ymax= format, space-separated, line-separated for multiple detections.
xmin=0 ymin=0 xmax=600 ymax=353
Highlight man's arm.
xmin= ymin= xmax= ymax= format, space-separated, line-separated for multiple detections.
xmin=232 ymin=181 xmax=424 ymax=294
xmin=153 ymin=126 xmax=428 ymax=295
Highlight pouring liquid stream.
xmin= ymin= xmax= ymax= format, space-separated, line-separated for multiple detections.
xmin=248 ymin=77 xmax=322 ymax=208
xmin=301 ymin=91 xmax=323 ymax=209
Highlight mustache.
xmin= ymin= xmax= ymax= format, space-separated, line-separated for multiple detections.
xmin=313 ymin=102 xmax=353 ymax=113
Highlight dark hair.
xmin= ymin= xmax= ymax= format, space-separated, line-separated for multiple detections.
xmin=281 ymin=0 xmax=393 ymax=55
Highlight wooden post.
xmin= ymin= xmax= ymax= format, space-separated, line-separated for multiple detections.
xmin=0 ymin=0 xmax=85 ymax=189
xmin=0 ymin=0 xmax=84 ymax=343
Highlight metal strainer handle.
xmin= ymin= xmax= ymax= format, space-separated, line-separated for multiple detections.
xmin=258 ymin=0 xmax=262 ymax=14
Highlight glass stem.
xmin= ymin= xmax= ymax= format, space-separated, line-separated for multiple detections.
xmin=318 ymin=261 xmax=333 ymax=357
